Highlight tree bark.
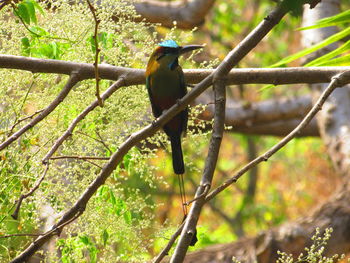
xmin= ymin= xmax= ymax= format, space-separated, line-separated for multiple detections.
xmin=132 ymin=0 xmax=215 ymax=29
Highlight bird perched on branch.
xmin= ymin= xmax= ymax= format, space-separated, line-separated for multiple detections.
xmin=146 ymin=40 xmax=202 ymax=245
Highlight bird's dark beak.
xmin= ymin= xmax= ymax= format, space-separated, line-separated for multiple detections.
xmin=179 ymin=45 xmax=203 ymax=55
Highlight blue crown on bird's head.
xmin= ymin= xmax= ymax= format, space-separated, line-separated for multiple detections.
xmin=158 ymin=40 xmax=179 ymax=48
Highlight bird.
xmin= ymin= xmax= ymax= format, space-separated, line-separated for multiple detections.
xmin=146 ymin=40 xmax=202 ymax=245
xmin=146 ymin=40 xmax=202 ymax=175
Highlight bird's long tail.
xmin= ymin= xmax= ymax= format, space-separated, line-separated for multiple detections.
xmin=170 ymin=135 xmax=187 ymax=215
xmin=170 ymin=135 xmax=185 ymax=175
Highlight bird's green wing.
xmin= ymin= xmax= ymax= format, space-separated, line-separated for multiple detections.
xmin=146 ymin=75 xmax=162 ymax=117
xmin=177 ymin=68 xmax=188 ymax=134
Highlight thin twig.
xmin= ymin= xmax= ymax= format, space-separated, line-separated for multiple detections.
xmin=42 ymin=78 xmax=124 ymax=163
xmin=184 ymin=184 xmax=210 ymax=206
xmin=76 ymin=130 xmax=112 ymax=153
xmin=95 ymin=130 xmax=113 ymax=153
xmin=10 ymin=210 xmax=83 ymax=263
xmin=0 ymin=233 xmax=43 ymax=238
xmin=50 ymin=155 xmax=109 ymax=160
xmin=152 ymin=222 xmax=185 ymax=263
xmin=0 ymin=73 xmax=80 ymax=151
xmin=205 ymin=72 xmax=349 ymax=202
xmin=86 ymin=0 xmax=103 ymax=106
xmin=11 ymin=164 xmax=50 ymax=220
xmin=8 ymin=109 xmax=44 ymax=136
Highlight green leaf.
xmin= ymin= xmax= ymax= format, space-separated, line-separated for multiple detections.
xmin=313 ymin=54 xmax=350 ymax=67
xmin=29 ymin=25 xmax=48 ymax=36
xmin=50 ymin=41 xmax=58 ymax=58
xmin=31 ymin=0 xmax=44 ymax=15
xmin=102 ymin=229 xmax=109 ymax=246
xmin=299 ymin=9 xmax=350 ymax=30
xmin=88 ymin=35 xmax=96 ymax=53
xmin=305 ymin=40 xmax=350 ymax=67
xmin=79 ymin=235 xmax=90 ymax=245
xmin=109 ymin=188 xmax=117 ymax=206
xmin=24 ymin=0 xmax=36 ymax=24
xmin=270 ymin=27 xmax=350 ymax=67
xmin=21 ymin=37 xmax=30 ymax=48
xmin=115 ymin=198 xmax=126 ymax=216
xmin=17 ymin=3 xmax=30 ymax=24
xmin=123 ymin=211 xmax=132 ymax=225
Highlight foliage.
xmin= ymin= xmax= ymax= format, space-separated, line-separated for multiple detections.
xmin=271 ymin=9 xmax=350 ymax=67
xmin=277 ymin=228 xmax=345 ymax=263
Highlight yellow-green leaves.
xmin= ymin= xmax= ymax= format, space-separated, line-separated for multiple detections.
xmin=14 ymin=0 xmax=43 ymax=25
xmin=271 ymin=9 xmax=350 ymax=68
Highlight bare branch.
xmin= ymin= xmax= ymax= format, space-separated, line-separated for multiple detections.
xmin=42 ymin=78 xmax=124 ymax=163
xmin=8 ymin=109 xmax=44 ymax=136
xmin=0 ymin=73 xmax=80 ymax=151
xmin=86 ymin=0 xmax=103 ymax=106
xmin=153 ymin=222 xmax=185 ymax=263
xmin=1 ymin=54 xmax=349 ymax=85
xmin=132 ymin=0 xmax=215 ymax=29
xmin=50 ymin=155 xmax=109 ymax=160
xmin=205 ymin=72 xmax=350 ymax=203
xmin=11 ymin=164 xmax=50 ymax=220
xmin=198 ymin=95 xmax=313 ymax=126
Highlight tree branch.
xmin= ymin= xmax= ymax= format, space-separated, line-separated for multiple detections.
xmin=11 ymin=164 xmax=50 ymax=220
xmin=0 ymin=73 xmax=80 ymax=151
xmin=42 ymin=78 xmax=125 ymax=163
xmin=86 ymin=0 xmax=103 ymax=106
xmin=205 ymin=72 xmax=350 ymax=203
xmin=1 ymin=54 xmax=349 ymax=85
xmin=132 ymin=0 xmax=215 ymax=29
xmin=196 ymin=95 xmax=320 ymax=136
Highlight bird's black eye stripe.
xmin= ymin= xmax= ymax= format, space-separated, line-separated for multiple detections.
xmin=157 ymin=54 xmax=165 ymax=61
xmin=156 ymin=47 xmax=181 ymax=60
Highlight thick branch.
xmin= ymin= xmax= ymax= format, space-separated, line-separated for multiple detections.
xmin=132 ymin=0 xmax=215 ymax=29
xmin=197 ymin=94 xmax=315 ymax=128
xmin=1 ymin=54 xmax=349 ymax=85
xmin=205 ymin=72 xmax=350 ymax=203
xmin=229 ymin=118 xmax=319 ymax=137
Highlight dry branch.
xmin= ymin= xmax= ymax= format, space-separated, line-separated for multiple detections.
xmin=11 ymin=164 xmax=50 ymax=220
xmin=196 ymin=95 xmax=319 ymax=136
xmin=0 ymin=73 xmax=80 ymax=151
xmin=42 ymin=78 xmax=124 ymax=163
xmin=205 ymin=72 xmax=350 ymax=203
xmin=1 ymin=54 xmax=349 ymax=85
xmin=132 ymin=0 xmax=215 ymax=29
xmin=182 ymin=183 xmax=350 ymax=263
